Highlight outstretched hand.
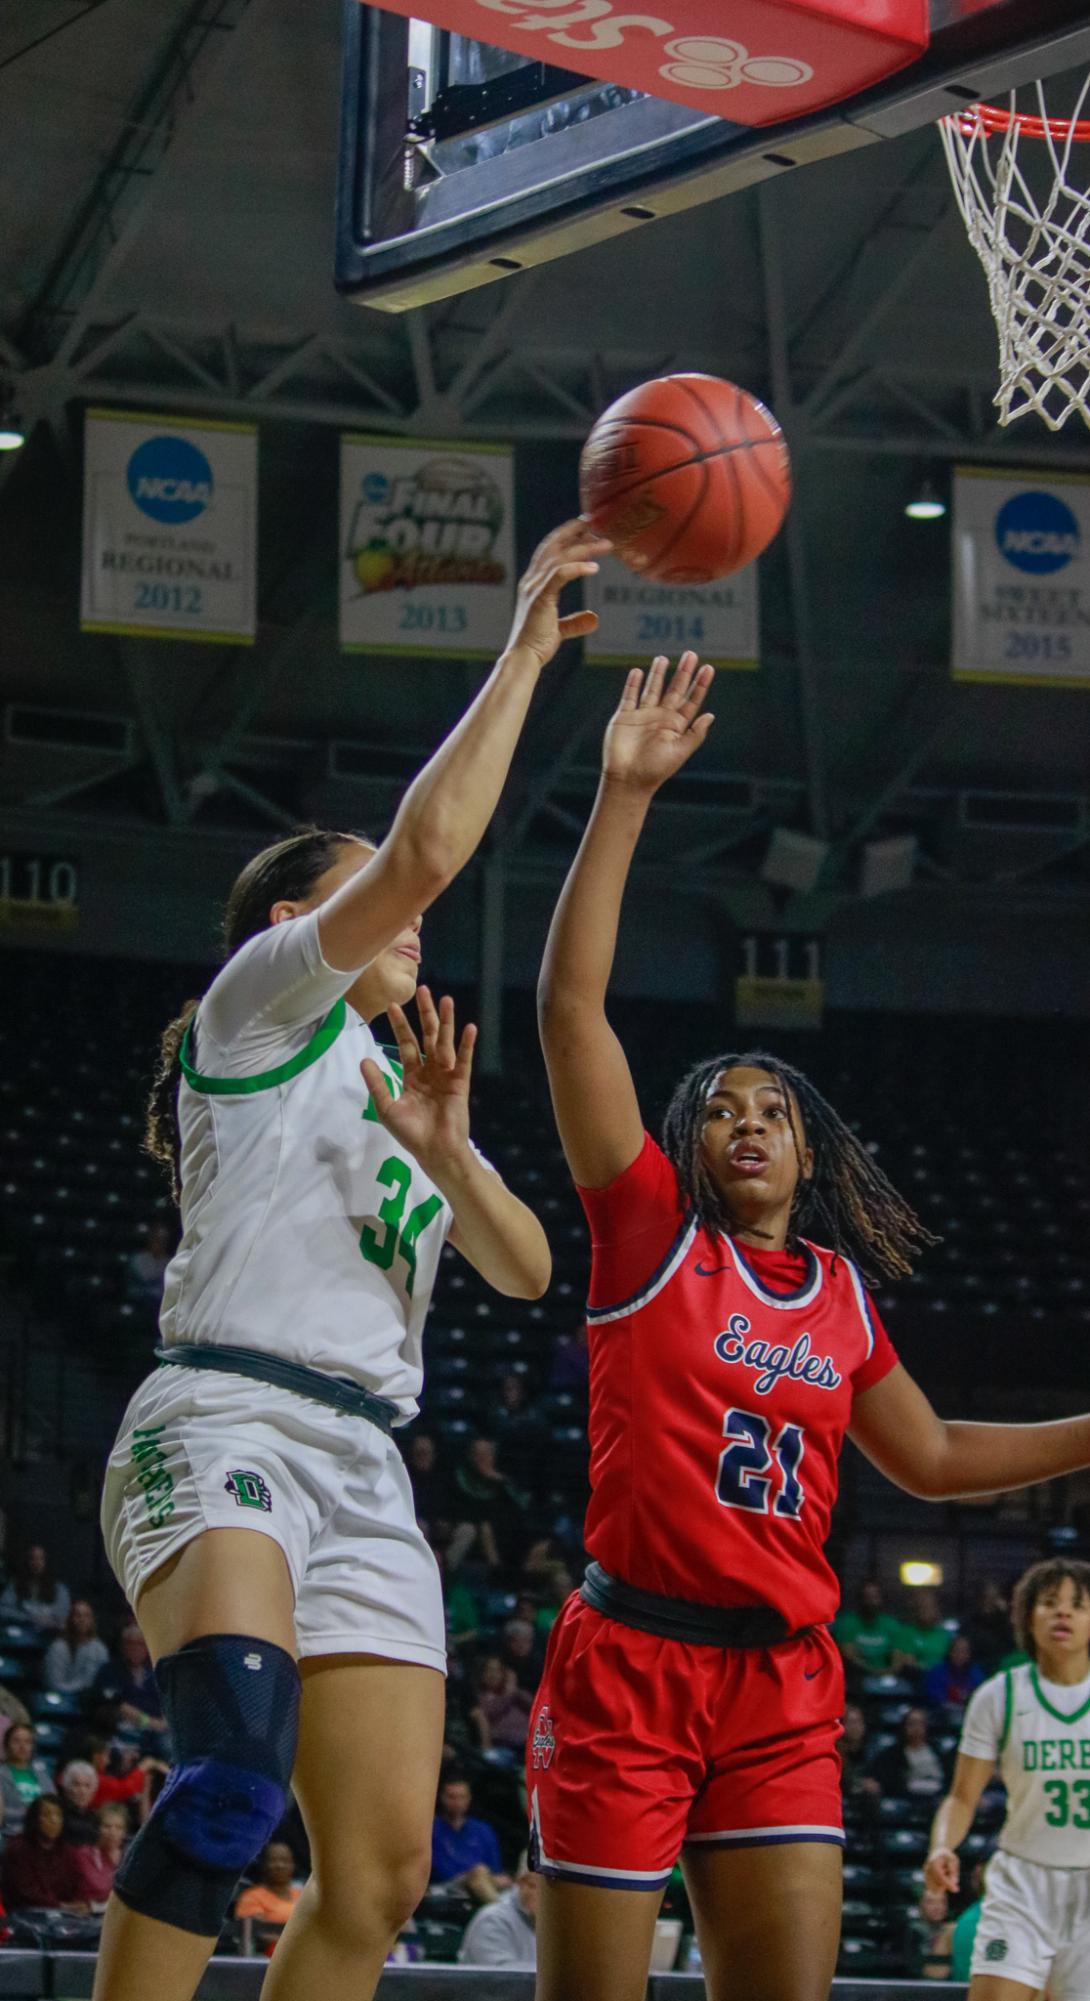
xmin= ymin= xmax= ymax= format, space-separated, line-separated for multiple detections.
xmin=504 ymin=518 xmax=612 ymax=668
xmin=603 ymin=652 xmax=715 ymax=794
xmin=361 ymin=987 xmax=476 ymax=1178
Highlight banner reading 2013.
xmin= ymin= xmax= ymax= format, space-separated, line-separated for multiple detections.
xmin=81 ymin=409 xmax=257 ymax=643
xmin=340 ymin=436 xmax=515 ymax=658
xmin=952 ymin=466 xmax=1090 ymax=688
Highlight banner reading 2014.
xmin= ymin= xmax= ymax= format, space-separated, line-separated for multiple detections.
xmin=340 ymin=436 xmax=515 ymax=658
xmin=583 ymin=555 xmax=759 ymax=668
xmin=953 ymin=466 xmax=1090 ymax=688
xmin=81 ymin=409 xmax=257 ymax=643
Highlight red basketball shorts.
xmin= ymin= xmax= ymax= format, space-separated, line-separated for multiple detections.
xmin=527 ymin=1594 xmax=845 ymax=1890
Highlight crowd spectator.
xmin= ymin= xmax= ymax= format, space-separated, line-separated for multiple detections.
xmin=125 ymin=1219 xmax=173 ymax=1311
xmin=430 ymin=1773 xmax=509 ymax=1905
xmin=948 ymin=1857 xmax=989 ymax=1983
xmin=962 ymin=1580 xmax=1012 ymax=1674
xmin=405 ymin=1434 xmax=451 ymax=1541
xmin=84 ymin=1737 xmax=165 ymax=1815
xmin=43 ymin=1600 xmax=110 ymax=1695
xmin=903 ymin=1883 xmax=954 ymax=1980
xmin=92 ymin=1624 xmax=168 ymax=1744
xmin=492 ymin=1375 xmax=544 ymax=1476
xmin=870 ymin=1707 xmax=946 ymax=1798
xmin=0 ymin=1679 xmax=30 ymax=1739
xmin=533 ymin=1563 xmax=574 ymax=1640
xmin=839 ymin=1703 xmax=880 ymax=1802
xmin=500 ymin=1618 xmax=544 ymax=1695
xmin=70 ymin=1804 xmax=129 ymax=1907
xmin=899 ymin=1588 xmax=954 ymax=1674
xmin=458 ymin=1850 xmax=538 ymax=1967
xmin=1 ymin=1723 xmax=57 ymax=1838
xmin=235 ymin=1838 xmax=302 ymax=1954
xmin=469 ymin=1655 xmax=533 ymax=1758
xmin=449 ymin=1437 xmax=529 ymax=1572
xmin=443 ymin=1562 xmax=484 ymax=1657
xmin=1 ymin=1795 xmax=86 ymax=1914
xmin=923 ymin=1633 xmax=984 ymax=1717
xmin=57 ymin=1762 xmax=100 ymax=1846
xmin=0 ymin=1543 xmax=70 ymax=1634
xmin=834 ymin=1580 xmax=909 ymax=1676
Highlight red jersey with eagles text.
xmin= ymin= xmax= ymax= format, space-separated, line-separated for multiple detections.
xmin=578 ymin=1132 xmax=899 ymax=1631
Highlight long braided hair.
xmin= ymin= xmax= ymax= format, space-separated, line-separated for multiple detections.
xmin=661 ymin=1047 xmax=936 ymax=1285
xmin=145 ymin=826 xmax=369 ymax=1204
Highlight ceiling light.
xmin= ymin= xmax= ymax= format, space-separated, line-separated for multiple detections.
xmin=900 ymin=1560 xmax=943 ymax=1587
xmin=905 ymin=479 xmax=946 ymax=521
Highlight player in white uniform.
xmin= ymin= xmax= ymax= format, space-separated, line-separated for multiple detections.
xmin=92 ymin=519 xmax=611 ymax=2001
xmin=927 ymin=1558 xmax=1090 ymax=2001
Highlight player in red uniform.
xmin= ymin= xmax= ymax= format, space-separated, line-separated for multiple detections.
xmin=532 ymin=652 xmax=1090 ymax=2001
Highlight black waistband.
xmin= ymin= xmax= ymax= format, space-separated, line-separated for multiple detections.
xmin=155 ymin=1343 xmax=396 ymax=1435
xmin=580 ymin=1561 xmax=804 ymax=1649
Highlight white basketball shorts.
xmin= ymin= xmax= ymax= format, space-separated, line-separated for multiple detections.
xmin=101 ymin=1363 xmax=446 ymax=1672
xmin=971 ymin=1850 xmax=1090 ymax=1999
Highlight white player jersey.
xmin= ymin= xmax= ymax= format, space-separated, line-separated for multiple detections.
xmin=960 ymin=1661 xmax=1090 ymax=1868
xmin=158 ymin=909 xmax=454 ymax=1422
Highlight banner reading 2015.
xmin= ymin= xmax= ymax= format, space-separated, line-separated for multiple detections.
xmin=952 ymin=466 xmax=1090 ymax=688
xmin=340 ymin=436 xmax=515 ymax=658
xmin=81 ymin=409 xmax=257 ymax=643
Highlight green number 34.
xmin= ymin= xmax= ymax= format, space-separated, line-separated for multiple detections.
xmin=359 ymin=1156 xmax=442 ymax=1298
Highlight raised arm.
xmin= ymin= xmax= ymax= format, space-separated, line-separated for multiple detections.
xmin=851 ymin=1361 xmax=1090 ymax=1499
xmin=537 ymin=653 xmax=714 ymax=1188
xmin=319 ymin=520 xmax=610 ymax=975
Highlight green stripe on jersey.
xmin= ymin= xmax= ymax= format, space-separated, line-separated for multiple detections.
xmin=180 ymin=998 xmax=347 ymax=1095
xmin=1030 ymin=1663 xmax=1090 ymax=1725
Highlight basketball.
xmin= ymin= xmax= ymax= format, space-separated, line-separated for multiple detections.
xmin=578 ymin=373 xmax=791 ymax=584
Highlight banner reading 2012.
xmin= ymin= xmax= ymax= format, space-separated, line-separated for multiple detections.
xmin=952 ymin=466 xmax=1090 ymax=688
xmin=81 ymin=409 xmax=257 ymax=643
xmin=340 ymin=436 xmax=515 ymax=658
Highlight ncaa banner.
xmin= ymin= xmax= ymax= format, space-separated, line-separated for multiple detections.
xmin=583 ymin=555 xmax=758 ymax=668
xmin=340 ymin=435 xmax=515 ymax=658
xmin=81 ymin=410 xmax=257 ymax=644
xmin=952 ymin=466 xmax=1090 ymax=688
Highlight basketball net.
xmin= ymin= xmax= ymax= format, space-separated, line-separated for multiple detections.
xmin=940 ymin=71 xmax=1090 ymax=431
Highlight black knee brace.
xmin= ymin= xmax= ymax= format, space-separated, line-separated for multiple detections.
xmin=114 ymin=1633 xmax=300 ymax=1937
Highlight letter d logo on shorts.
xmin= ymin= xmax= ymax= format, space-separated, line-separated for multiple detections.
xmin=127 ymin=435 xmax=213 ymax=524
xmin=995 ymin=490 xmax=1079 ymax=575
xmin=225 ymin=1469 xmax=272 ymax=1512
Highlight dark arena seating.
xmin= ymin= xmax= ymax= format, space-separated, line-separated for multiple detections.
xmin=0 ymin=946 xmax=1087 ymax=1984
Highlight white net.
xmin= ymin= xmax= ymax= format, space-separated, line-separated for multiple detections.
xmin=940 ymin=73 xmax=1090 ymax=430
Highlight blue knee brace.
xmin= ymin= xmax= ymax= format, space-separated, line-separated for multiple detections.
xmin=114 ymin=1633 xmax=300 ymax=1937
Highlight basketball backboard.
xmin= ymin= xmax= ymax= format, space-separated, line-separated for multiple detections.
xmin=336 ymin=0 xmax=1090 ymax=310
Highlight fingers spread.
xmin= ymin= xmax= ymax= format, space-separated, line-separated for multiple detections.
xmin=639 ymin=655 xmax=668 ymax=706
xmin=386 ymin=999 xmax=423 ymax=1069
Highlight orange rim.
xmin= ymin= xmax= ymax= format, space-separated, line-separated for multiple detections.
xmin=948 ymin=103 xmax=1090 ymax=141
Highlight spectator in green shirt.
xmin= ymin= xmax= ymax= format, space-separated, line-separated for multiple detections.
xmin=834 ymin=1580 xmax=910 ymax=1676
xmin=899 ymin=1587 xmax=956 ymax=1673
xmin=949 ymin=1858 xmax=988 ymax=1982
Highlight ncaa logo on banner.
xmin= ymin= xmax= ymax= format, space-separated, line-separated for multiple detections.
xmin=994 ymin=490 xmax=1080 ymax=575
xmin=126 ymin=435 xmax=214 ymax=525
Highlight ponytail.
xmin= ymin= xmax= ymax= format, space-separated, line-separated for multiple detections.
xmin=144 ymin=826 xmax=369 ymax=1205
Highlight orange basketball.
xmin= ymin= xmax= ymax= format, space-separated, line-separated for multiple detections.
xmin=579 ymin=373 xmax=790 ymax=584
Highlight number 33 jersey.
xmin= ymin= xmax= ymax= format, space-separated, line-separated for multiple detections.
xmin=160 ymin=910 xmax=459 ymax=1422
xmin=577 ymin=1132 xmax=899 ymax=1629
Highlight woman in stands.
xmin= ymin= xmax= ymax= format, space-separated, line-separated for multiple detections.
xmin=532 ymin=652 xmax=1090 ymax=2001
xmin=93 ymin=519 xmax=609 ymax=2001
xmin=926 ymin=1556 xmax=1090 ymax=2001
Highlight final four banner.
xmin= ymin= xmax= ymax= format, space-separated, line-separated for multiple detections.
xmin=340 ymin=436 xmax=515 ymax=658
xmin=583 ymin=555 xmax=759 ymax=668
xmin=81 ymin=409 xmax=257 ymax=644
xmin=952 ymin=466 xmax=1090 ymax=688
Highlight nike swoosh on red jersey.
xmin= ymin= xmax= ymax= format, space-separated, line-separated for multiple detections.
xmin=694 ymin=1259 xmax=731 ymax=1277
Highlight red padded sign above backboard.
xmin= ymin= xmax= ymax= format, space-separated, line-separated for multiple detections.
xmin=369 ymin=0 xmax=930 ymax=128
